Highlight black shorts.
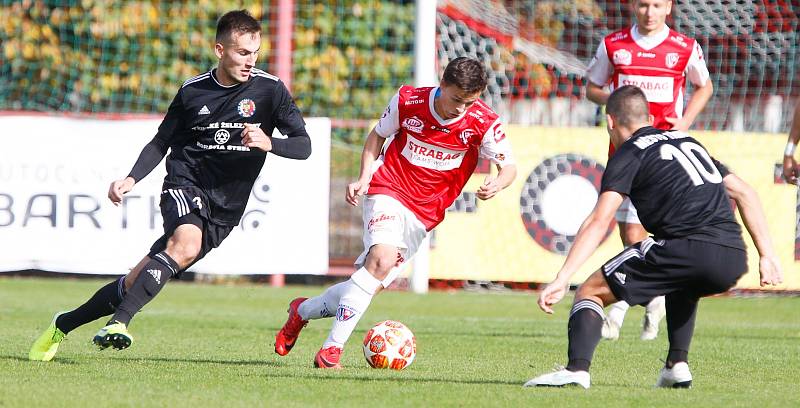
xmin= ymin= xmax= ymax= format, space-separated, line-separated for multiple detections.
xmin=602 ymin=238 xmax=747 ymax=306
xmin=148 ymin=186 xmax=234 ymax=275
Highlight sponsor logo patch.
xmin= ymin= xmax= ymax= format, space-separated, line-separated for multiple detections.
xmin=613 ymin=49 xmax=632 ymax=66
xmin=618 ymin=74 xmax=674 ymax=103
xmin=214 ymin=129 xmax=231 ymax=144
xmin=401 ymin=134 xmax=465 ymax=170
xmin=367 ymin=213 xmax=397 ymax=233
xmin=401 ymin=116 xmax=424 ymax=133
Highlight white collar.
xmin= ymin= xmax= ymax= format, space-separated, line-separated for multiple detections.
xmin=631 ymin=24 xmax=670 ymax=50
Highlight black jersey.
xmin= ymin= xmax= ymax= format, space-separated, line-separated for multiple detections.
xmin=127 ymin=68 xmax=311 ymax=226
xmin=601 ymin=126 xmax=745 ymax=250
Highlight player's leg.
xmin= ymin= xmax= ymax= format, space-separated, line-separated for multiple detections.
xmin=655 ymin=291 xmax=697 ymax=388
xmin=91 ymin=191 xmax=209 ymax=350
xmin=656 ymin=241 xmax=746 ymax=388
xmin=524 ymin=269 xmax=617 ymax=389
xmin=28 ymin=257 xmax=149 ymax=361
xmin=311 ymin=243 xmax=396 ymax=368
xmin=526 ymin=238 xmax=667 ymax=388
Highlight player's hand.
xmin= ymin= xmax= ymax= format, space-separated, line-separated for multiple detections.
xmin=664 ymin=116 xmax=691 ymax=132
xmin=758 ymin=255 xmax=783 ymax=287
xmin=242 ymin=124 xmax=272 ymax=152
xmin=346 ymin=179 xmax=370 ymax=206
xmin=537 ymin=278 xmax=569 ymax=314
xmin=108 ymin=177 xmax=136 ymax=206
xmin=477 ymin=175 xmax=501 ymax=201
xmin=782 ymin=156 xmax=798 ymax=185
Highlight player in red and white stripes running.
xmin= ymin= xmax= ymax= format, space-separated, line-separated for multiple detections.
xmin=585 ymin=0 xmax=713 ymax=341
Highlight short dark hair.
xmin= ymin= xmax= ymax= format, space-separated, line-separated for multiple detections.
xmin=216 ymin=10 xmax=261 ymax=43
xmin=606 ymin=85 xmax=650 ymax=126
xmin=442 ymin=57 xmax=489 ymax=93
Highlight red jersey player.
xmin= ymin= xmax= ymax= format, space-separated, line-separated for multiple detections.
xmin=585 ymin=0 xmax=713 ymax=341
xmin=274 ymin=57 xmax=517 ymax=368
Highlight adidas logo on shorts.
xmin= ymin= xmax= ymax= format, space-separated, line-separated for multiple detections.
xmin=614 ymin=271 xmax=626 ymax=285
xmin=147 ymin=269 xmax=162 ymax=285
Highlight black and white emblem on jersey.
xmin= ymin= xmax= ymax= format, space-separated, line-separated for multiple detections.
xmin=520 ymin=154 xmax=614 ymax=255
xmin=238 ymin=98 xmax=256 ymax=117
xmin=198 ymin=105 xmax=210 ymax=115
xmin=214 ymin=129 xmax=230 ymax=144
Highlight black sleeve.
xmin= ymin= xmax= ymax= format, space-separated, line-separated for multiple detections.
xmin=711 ymin=157 xmax=731 ymax=178
xmin=127 ymin=91 xmax=184 ymax=181
xmin=268 ymin=80 xmax=311 ymax=160
xmin=601 ymin=148 xmax=641 ymax=196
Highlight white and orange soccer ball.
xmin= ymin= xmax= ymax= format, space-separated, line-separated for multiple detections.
xmin=362 ymin=320 xmax=416 ymax=370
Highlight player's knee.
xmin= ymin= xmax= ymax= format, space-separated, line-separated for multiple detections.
xmin=364 ymin=246 xmax=398 ymax=278
xmin=165 ymin=239 xmax=201 ymax=268
xmin=575 ymin=271 xmax=615 ymax=306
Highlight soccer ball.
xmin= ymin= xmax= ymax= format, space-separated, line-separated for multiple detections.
xmin=362 ymin=320 xmax=416 ymax=370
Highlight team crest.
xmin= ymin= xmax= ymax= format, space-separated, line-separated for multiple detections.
xmin=237 ymin=98 xmax=256 ymax=117
xmin=336 ymin=305 xmax=357 ymax=321
xmin=459 ymin=129 xmax=474 ymax=145
xmin=612 ymin=49 xmax=632 ymax=66
xmin=665 ymin=53 xmax=679 ymax=69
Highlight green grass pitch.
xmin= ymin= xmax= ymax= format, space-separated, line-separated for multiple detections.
xmin=1 ymin=277 xmax=798 ymax=407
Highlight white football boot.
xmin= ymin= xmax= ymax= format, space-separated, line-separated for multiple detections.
xmin=523 ymin=367 xmax=591 ymax=389
xmin=655 ymin=362 xmax=692 ymax=388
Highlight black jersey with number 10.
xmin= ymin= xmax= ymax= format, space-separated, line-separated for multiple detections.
xmin=601 ymin=126 xmax=745 ymax=250
xmin=145 ymin=68 xmax=307 ymax=226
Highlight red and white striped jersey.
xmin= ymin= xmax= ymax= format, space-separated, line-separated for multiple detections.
xmin=368 ymin=85 xmax=514 ymax=230
xmin=587 ymin=25 xmax=709 ymax=133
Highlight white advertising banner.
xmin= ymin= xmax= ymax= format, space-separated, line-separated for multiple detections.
xmin=0 ymin=115 xmax=330 ymax=275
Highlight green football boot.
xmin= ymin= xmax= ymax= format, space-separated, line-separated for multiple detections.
xmin=29 ymin=312 xmax=67 ymax=361
xmin=92 ymin=321 xmax=133 ymax=350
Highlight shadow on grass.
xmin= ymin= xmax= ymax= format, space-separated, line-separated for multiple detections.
xmin=0 ymin=354 xmax=80 ymax=365
xmin=114 ymin=356 xmax=284 ymax=367
xmin=258 ymin=370 xmax=523 ymax=386
xmin=414 ymin=330 xmax=550 ymax=340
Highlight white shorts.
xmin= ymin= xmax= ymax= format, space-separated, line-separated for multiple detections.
xmin=354 ymin=194 xmax=428 ymax=288
xmin=615 ymin=197 xmax=641 ymax=224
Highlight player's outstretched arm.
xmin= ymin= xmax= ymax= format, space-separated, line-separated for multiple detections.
xmin=477 ymin=164 xmax=516 ymax=200
xmin=538 ymin=191 xmax=623 ymax=313
xmin=345 ymin=128 xmax=386 ymax=206
xmin=723 ymin=174 xmax=783 ymax=287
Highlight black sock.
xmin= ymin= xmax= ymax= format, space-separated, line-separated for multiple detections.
xmin=664 ymin=292 xmax=698 ymax=368
xmin=55 ymin=277 xmax=126 ymax=334
xmin=112 ymin=252 xmax=179 ymax=326
xmin=566 ymin=299 xmax=605 ymax=372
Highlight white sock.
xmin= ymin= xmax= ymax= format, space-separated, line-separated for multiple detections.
xmin=298 ymin=281 xmax=348 ymax=320
xmin=607 ymin=301 xmax=630 ymax=327
xmin=646 ymin=295 xmax=665 ymax=314
xmin=322 ymin=268 xmax=382 ymax=348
